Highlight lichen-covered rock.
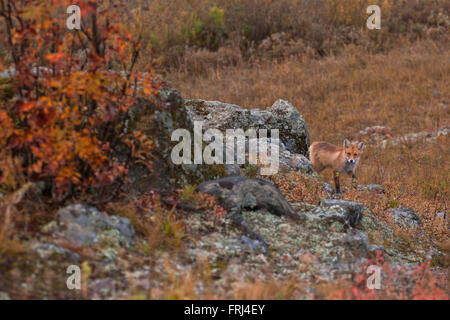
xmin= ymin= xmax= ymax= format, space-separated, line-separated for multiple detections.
xmin=125 ymin=87 xmax=229 ymax=192
xmin=278 ymin=148 xmax=314 ymax=175
xmin=186 ymin=98 xmax=310 ymax=156
xmin=318 ymin=199 xmax=365 ymax=227
xmin=42 ymin=204 xmax=136 ymax=248
xmin=198 ymin=176 xmax=306 ymax=253
xmin=194 ymin=207 xmax=371 ymax=281
xmin=385 ymin=206 xmax=422 ymax=229
xmin=31 ymin=242 xmax=81 ymax=263
xmin=337 ymin=229 xmax=370 ymax=256
xmin=238 ymin=235 xmax=267 ymax=251
xmin=223 ymin=137 xmax=313 ymax=176
xmin=198 ymin=176 xmax=306 ymax=221
xmin=125 ymin=92 xmax=313 ymax=190
xmin=268 ymin=100 xmax=310 ymax=155
xmin=322 ymin=183 xmax=336 ymax=195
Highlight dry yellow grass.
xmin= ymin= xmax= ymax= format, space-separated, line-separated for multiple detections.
xmin=167 ymin=39 xmax=449 ymax=242
xmin=168 ymin=40 xmax=449 ymax=140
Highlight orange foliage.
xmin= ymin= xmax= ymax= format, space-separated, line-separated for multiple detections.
xmin=0 ymin=0 xmax=159 ymax=201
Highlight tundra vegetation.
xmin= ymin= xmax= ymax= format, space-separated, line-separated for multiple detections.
xmin=0 ymin=0 xmax=448 ymax=299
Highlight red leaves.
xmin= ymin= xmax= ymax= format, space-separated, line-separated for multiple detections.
xmin=77 ymin=1 xmax=97 ymax=18
xmin=0 ymin=111 xmax=14 ymax=142
xmin=0 ymin=0 xmax=159 ymax=199
xmin=45 ymin=52 xmax=67 ymax=65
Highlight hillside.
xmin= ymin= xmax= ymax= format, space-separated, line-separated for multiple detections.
xmin=0 ymin=0 xmax=448 ymax=300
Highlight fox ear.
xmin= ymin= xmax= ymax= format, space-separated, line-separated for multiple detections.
xmin=357 ymin=142 xmax=366 ymax=150
xmin=343 ymin=139 xmax=351 ymax=148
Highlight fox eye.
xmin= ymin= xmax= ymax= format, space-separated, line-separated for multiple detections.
xmin=347 ymin=153 xmax=351 ymax=156
xmin=354 ymin=153 xmax=358 ymax=156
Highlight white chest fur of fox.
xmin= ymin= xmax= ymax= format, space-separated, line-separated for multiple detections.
xmin=309 ymin=139 xmax=365 ymax=193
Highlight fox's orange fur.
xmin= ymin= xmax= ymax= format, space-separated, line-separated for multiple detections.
xmin=309 ymin=139 xmax=365 ymax=193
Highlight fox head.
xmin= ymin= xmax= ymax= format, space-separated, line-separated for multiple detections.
xmin=343 ymin=139 xmax=365 ymax=164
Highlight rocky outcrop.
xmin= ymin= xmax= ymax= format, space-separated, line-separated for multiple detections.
xmin=1 ymin=177 xmax=445 ymax=299
xmin=185 ymin=99 xmax=313 ymax=175
xmin=186 ymin=99 xmax=310 ymax=156
xmin=124 ymin=92 xmax=314 ymax=191
xmin=1 ymin=87 xmax=446 ymax=299
xmin=179 ymin=199 xmax=389 ymax=284
xmin=0 ymin=204 xmax=139 ymax=299
xmin=124 ymin=87 xmax=230 ymax=192
xmin=198 ymin=176 xmax=307 ymax=253
xmin=357 ymin=184 xmax=385 ymax=193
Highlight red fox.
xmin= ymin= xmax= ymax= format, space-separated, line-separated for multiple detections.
xmin=309 ymin=139 xmax=365 ymax=193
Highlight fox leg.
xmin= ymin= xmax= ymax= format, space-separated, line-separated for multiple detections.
xmin=334 ymin=171 xmax=341 ymax=193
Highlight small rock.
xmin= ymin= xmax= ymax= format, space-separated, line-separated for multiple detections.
xmin=43 ymin=204 xmax=136 ymax=248
xmin=385 ymin=206 xmax=421 ymax=229
xmin=225 ymin=164 xmax=241 ymax=176
xmin=358 ymin=184 xmax=384 ymax=193
xmin=238 ymin=235 xmax=266 ymax=251
xmin=319 ymin=199 xmax=365 ymax=227
xmin=277 ymin=223 xmax=290 ymax=232
xmin=279 ymin=149 xmax=314 ymax=175
xmin=322 ymin=183 xmax=335 ymax=195
xmin=255 ymin=254 xmax=269 ymax=265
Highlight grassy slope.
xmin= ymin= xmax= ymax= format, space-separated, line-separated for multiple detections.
xmin=166 ymin=39 xmax=449 ymax=243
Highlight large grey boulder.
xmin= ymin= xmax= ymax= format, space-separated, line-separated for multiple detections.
xmin=125 ymin=93 xmax=312 ymax=191
xmin=123 ymin=87 xmax=230 ymax=192
xmin=186 ymin=99 xmax=310 ymax=156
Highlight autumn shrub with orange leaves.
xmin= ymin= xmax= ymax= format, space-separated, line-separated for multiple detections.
xmin=0 ymin=0 xmax=159 ymax=202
